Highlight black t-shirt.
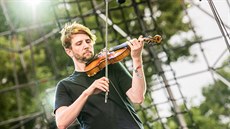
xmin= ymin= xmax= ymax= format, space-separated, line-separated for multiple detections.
xmin=54 ymin=62 xmax=143 ymax=129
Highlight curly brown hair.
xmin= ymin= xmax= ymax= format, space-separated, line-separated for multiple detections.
xmin=60 ymin=22 xmax=96 ymax=48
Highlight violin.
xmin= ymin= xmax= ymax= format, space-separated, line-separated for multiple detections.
xmin=85 ymin=35 xmax=162 ymax=77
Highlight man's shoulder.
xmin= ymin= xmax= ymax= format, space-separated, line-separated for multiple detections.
xmin=56 ymin=74 xmax=75 ymax=87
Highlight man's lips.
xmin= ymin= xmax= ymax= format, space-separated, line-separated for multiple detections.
xmin=84 ymin=51 xmax=92 ymax=56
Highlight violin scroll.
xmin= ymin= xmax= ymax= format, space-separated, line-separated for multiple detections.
xmin=143 ymin=35 xmax=162 ymax=45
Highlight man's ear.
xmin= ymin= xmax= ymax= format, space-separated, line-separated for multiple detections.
xmin=65 ymin=48 xmax=73 ymax=57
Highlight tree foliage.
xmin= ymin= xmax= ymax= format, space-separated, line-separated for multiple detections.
xmin=188 ymin=58 xmax=230 ymax=129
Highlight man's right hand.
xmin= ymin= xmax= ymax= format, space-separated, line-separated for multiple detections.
xmin=84 ymin=77 xmax=109 ymax=95
xmin=56 ymin=76 xmax=109 ymax=129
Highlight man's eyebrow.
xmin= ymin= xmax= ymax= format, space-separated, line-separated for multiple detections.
xmin=73 ymin=38 xmax=91 ymax=44
xmin=71 ymin=40 xmax=82 ymax=45
xmin=76 ymin=40 xmax=83 ymax=42
xmin=75 ymin=40 xmax=83 ymax=43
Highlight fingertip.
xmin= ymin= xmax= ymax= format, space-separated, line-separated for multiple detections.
xmin=127 ymin=41 xmax=132 ymax=47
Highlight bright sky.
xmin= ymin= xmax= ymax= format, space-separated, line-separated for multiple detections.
xmin=150 ymin=0 xmax=229 ymax=119
xmin=171 ymin=0 xmax=230 ymax=106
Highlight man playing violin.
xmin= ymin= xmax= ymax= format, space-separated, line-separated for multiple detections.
xmin=54 ymin=22 xmax=146 ymax=129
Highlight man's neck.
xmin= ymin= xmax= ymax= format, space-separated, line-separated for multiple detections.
xmin=74 ymin=61 xmax=86 ymax=72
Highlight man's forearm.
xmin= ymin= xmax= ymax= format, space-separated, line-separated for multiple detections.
xmin=127 ymin=57 xmax=146 ymax=104
xmin=56 ymin=91 xmax=89 ymax=129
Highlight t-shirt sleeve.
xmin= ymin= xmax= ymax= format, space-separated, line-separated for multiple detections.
xmin=54 ymin=80 xmax=72 ymax=114
xmin=114 ymin=62 xmax=132 ymax=95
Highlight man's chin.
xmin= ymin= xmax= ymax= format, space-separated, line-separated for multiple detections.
xmin=84 ymin=55 xmax=95 ymax=63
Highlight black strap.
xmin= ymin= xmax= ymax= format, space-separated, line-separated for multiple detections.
xmin=109 ymin=79 xmax=143 ymax=129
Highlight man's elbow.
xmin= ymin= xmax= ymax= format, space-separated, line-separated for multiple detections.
xmin=56 ymin=117 xmax=68 ymax=129
xmin=56 ymin=122 xmax=68 ymax=129
xmin=57 ymin=125 xmax=66 ymax=129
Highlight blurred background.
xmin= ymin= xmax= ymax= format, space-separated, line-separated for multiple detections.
xmin=0 ymin=0 xmax=229 ymax=129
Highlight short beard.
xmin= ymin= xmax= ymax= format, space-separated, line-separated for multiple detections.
xmin=74 ymin=52 xmax=94 ymax=63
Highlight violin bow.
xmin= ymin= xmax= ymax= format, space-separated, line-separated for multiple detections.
xmin=104 ymin=0 xmax=109 ymax=103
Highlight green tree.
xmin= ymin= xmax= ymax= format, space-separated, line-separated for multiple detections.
xmin=188 ymin=58 xmax=230 ymax=129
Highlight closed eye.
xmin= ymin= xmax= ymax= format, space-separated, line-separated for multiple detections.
xmin=85 ymin=39 xmax=91 ymax=44
xmin=75 ymin=41 xmax=82 ymax=46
